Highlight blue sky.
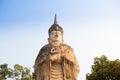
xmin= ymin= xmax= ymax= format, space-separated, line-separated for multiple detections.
xmin=1 ymin=0 xmax=120 ymax=80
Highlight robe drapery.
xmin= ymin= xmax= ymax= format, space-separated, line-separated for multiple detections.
xmin=34 ymin=44 xmax=80 ymax=80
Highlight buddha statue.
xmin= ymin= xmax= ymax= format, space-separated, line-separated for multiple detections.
xmin=34 ymin=15 xmax=80 ymax=80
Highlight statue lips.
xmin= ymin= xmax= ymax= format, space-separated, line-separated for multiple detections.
xmin=52 ymin=40 xmax=60 ymax=42
xmin=52 ymin=37 xmax=61 ymax=42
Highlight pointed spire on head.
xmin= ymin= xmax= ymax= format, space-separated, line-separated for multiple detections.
xmin=54 ymin=14 xmax=57 ymax=24
xmin=48 ymin=14 xmax=64 ymax=35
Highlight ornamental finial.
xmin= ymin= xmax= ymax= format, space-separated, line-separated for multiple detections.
xmin=54 ymin=14 xmax=57 ymax=24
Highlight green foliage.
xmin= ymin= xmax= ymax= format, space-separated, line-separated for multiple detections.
xmin=0 ymin=63 xmax=12 ymax=80
xmin=86 ymin=55 xmax=120 ymax=80
xmin=0 ymin=63 xmax=35 ymax=80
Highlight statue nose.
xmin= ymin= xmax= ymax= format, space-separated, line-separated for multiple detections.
xmin=55 ymin=34 xmax=58 ymax=37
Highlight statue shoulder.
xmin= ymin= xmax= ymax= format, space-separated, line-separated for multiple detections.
xmin=35 ymin=44 xmax=50 ymax=61
xmin=40 ymin=44 xmax=50 ymax=51
xmin=61 ymin=44 xmax=73 ymax=50
xmin=60 ymin=44 xmax=74 ymax=53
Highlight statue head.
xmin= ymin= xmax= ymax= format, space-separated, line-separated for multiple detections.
xmin=48 ymin=15 xmax=64 ymax=46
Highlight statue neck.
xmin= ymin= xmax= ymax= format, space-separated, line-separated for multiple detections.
xmin=50 ymin=42 xmax=61 ymax=47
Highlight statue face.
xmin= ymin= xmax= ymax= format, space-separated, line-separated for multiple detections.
xmin=49 ymin=30 xmax=63 ymax=45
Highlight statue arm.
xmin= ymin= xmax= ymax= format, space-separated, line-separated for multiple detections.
xmin=35 ymin=51 xmax=50 ymax=67
xmin=62 ymin=47 xmax=80 ymax=79
xmin=69 ymin=49 xmax=80 ymax=79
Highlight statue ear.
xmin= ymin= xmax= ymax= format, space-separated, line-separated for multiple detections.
xmin=48 ymin=38 xmax=49 ymax=41
xmin=48 ymin=38 xmax=50 ymax=43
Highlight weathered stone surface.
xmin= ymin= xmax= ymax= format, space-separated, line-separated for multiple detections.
xmin=34 ymin=15 xmax=80 ymax=80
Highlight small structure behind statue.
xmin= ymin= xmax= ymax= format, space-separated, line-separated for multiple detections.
xmin=34 ymin=15 xmax=80 ymax=80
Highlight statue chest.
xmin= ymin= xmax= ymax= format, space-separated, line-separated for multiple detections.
xmin=48 ymin=45 xmax=67 ymax=56
xmin=50 ymin=63 xmax=63 ymax=80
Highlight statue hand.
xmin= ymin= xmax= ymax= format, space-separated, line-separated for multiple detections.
xmin=50 ymin=53 xmax=60 ymax=61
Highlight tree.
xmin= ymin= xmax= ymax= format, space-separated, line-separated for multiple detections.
xmin=86 ymin=55 xmax=120 ymax=80
xmin=0 ymin=63 xmax=35 ymax=80
xmin=0 ymin=63 xmax=12 ymax=80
